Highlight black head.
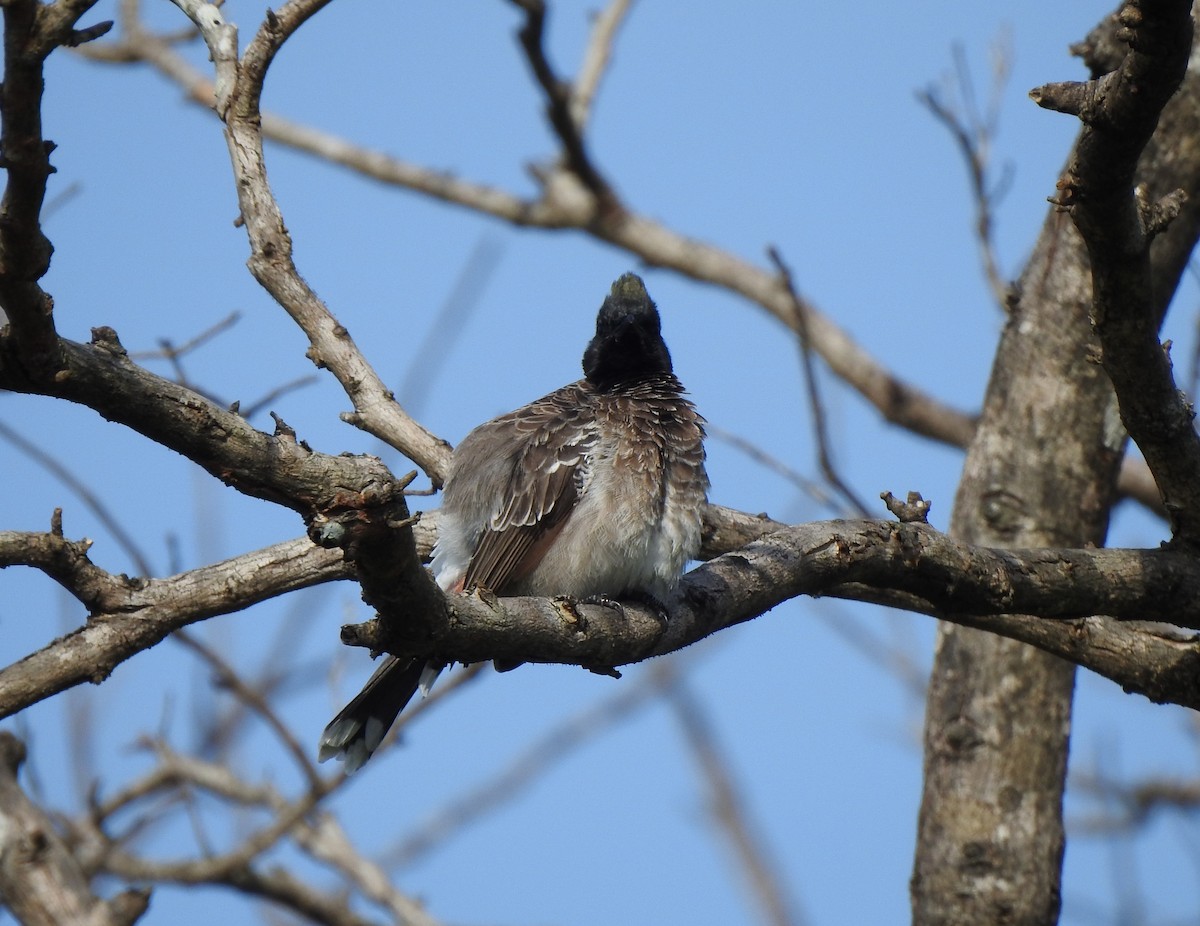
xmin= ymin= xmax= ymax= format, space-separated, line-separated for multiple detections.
xmin=582 ymin=273 xmax=673 ymax=390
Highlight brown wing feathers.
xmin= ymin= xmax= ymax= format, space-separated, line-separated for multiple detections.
xmin=462 ymin=383 xmax=595 ymax=593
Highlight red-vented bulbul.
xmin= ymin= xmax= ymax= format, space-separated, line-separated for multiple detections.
xmin=319 ymin=273 xmax=708 ymax=772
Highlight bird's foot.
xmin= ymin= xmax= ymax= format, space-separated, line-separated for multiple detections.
xmin=582 ymin=592 xmax=670 ymax=642
xmin=622 ymin=592 xmax=671 ymax=636
xmin=582 ymin=593 xmax=626 ymax=616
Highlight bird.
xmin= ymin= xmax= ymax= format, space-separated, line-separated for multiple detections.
xmin=318 ymin=272 xmax=708 ymax=772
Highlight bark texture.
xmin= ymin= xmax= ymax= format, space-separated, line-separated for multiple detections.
xmin=0 ymin=733 xmax=149 ymax=926
xmin=912 ymin=3 xmax=1200 ymax=923
xmin=911 ymin=210 xmax=1108 ymax=926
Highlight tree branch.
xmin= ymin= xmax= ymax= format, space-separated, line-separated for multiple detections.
xmin=1032 ymin=0 xmax=1200 ymax=544
xmin=76 ymin=11 xmax=1169 ymax=516
xmin=508 ymin=0 xmax=615 ymax=204
xmin=0 ymin=732 xmax=150 ymax=926
xmin=770 ymin=245 xmax=871 ymax=515
xmin=387 ymin=660 xmax=678 ymax=869
xmin=84 ymin=9 xmax=970 ymax=453
xmin=11 ymin=507 xmax=1199 ymax=722
xmin=0 ymin=0 xmax=110 ymax=375
xmin=571 ymin=0 xmax=633 ymax=131
xmin=340 ymin=518 xmax=1200 ymax=710
xmin=0 ymin=516 xmax=127 ymax=611
xmin=0 ymin=330 xmax=409 ymax=517
xmin=68 ymin=740 xmax=444 ymax=925
xmin=216 ymin=867 xmax=386 ymax=926
xmin=669 ymin=679 xmax=805 ymax=926
xmin=169 ymin=0 xmax=451 ymax=484
xmin=0 ymin=536 xmax=348 ymax=718
xmin=918 ymin=40 xmax=1012 ymax=310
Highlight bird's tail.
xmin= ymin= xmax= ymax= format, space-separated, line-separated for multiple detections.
xmin=319 ymin=656 xmax=438 ymax=773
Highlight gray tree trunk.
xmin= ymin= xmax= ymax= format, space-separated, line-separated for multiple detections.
xmin=910 ymin=209 xmax=1108 ymax=925
xmin=911 ymin=6 xmax=1200 ymax=923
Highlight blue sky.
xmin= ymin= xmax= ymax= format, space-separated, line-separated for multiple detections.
xmin=3 ymin=1 xmax=1199 ymax=924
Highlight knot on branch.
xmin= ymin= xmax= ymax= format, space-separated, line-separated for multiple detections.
xmin=1141 ymin=186 xmax=1187 ymax=239
xmin=89 ymin=326 xmax=128 ymax=359
xmin=63 ymin=20 xmax=113 ymax=48
xmin=532 ymin=164 xmax=600 ymax=225
xmin=305 ymin=467 xmax=448 ymax=652
xmin=1029 ymin=79 xmax=1097 ymax=120
xmin=881 ymin=491 xmax=932 ymax=524
xmin=0 ymin=731 xmax=26 ymax=774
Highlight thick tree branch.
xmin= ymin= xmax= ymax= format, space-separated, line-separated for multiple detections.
xmin=0 ymin=0 xmax=58 ymax=364
xmin=0 ymin=732 xmax=149 ymax=926
xmin=0 ymin=536 xmax=348 ymax=718
xmin=0 ymin=0 xmax=110 ymax=375
xmin=339 ymin=519 xmax=1200 ymax=709
xmin=1032 ymin=0 xmax=1200 ymax=544
xmin=0 ymin=330 xmax=407 ymax=516
xmin=0 ymin=425 xmax=783 ymax=725
xmin=0 ymin=322 xmax=448 ymax=700
xmin=9 ymin=511 xmax=1200 ymax=721
xmin=0 ymin=322 xmax=451 ymax=683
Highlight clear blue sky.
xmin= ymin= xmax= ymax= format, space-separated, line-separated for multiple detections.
xmin=3 ymin=1 xmax=1197 ymax=923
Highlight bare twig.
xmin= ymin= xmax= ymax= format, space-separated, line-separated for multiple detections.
xmin=169 ymin=0 xmax=452 ymax=483
xmin=293 ymin=813 xmax=444 ymax=925
xmin=919 ymin=38 xmax=1013 ymax=309
xmin=397 ymin=234 xmax=504 ymax=417
xmin=97 ymin=784 xmax=325 ymax=884
xmin=769 ymin=246 xmax=871 ymax=516
xmin=572 ymin=0 xmax=635 ymax=130
xmin=705 ymin=423 xmax=836 ymax=512
xmin=128 ymin=311 xmax=241 ymax=363
xmin=387 ymin=659 xmax=682 ymax=868
xmin=215 ymin=866 xmax=387 ymax=926
xmin=240 ymin=375 xmax=320 ymax=419
xmin=812 ymin=605 xmax=929 ymax=701
xmin=507 ymin=0 xmax=614 ymax=203
xmin=173 ymin=630 xmax=322 ymax=788
xmin=0 ymin=423 xmax=155 ymax=575
xmin=77 ymin=746 xmax=345 ymax=906
xmin=1073 ymin=770 xmax=1200 ymax=833
xmin=669 ymin=679 xmax=805 ymax=926
xmin=73 ymin=704 xmax=469 ymax=923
